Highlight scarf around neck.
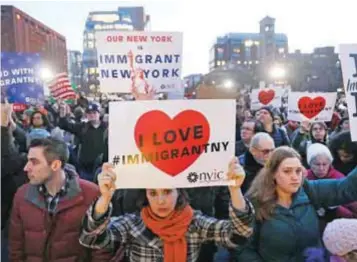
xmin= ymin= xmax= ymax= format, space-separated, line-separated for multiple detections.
xmin=141 ymin=205 xmax=194 ymax=262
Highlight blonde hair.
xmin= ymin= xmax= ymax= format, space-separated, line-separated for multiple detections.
xmin=246 ymin=146 xmax=301 ymax=221
xmin=343 ymin=250 xmax=357 ymax=262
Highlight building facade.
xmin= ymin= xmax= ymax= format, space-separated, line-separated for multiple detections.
xmin=82 ymin=6 xmax=150 ymax=93
xmin=1 ymin=5 xmax=67 ymax=73
xmin=287 ymin=47 xmax=342 ymax=92
xmin=209 ymin=16 xmax=288 ymax=72
xmin=67 ymin=50 xmax=83 ymax=88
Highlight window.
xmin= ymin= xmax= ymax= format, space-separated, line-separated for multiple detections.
xmin=278 ymin=48 xmax=285 ymax=54
xmin=87 ymin=32 xmax=94 ymax=39
xmin=87 ymin=40 xmax=94 ymax=49
xmin=16 ymin=14 xmax=21 ymax=20
xmin=233 ymin=48 xmax=240 ymax=54
xmin=89 ymin=67 xmax=96 ymax=74
xmin=237 ymin=60 xmax=241 ymax=64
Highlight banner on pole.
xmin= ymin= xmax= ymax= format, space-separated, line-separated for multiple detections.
xmin=0 ymin=52 xmax=44 ymax=105
xmin=250 ymin=87 xmax=284 ymax=110
xmin=109 ymin=100 xmax=236 ymax=189
xmin=339 ymin=44 xmax=357 ymax=141
xmin=287 ymin=91 xmax=337 ymax=122
xmin=96 ymin=31 xmax=183 ymax=94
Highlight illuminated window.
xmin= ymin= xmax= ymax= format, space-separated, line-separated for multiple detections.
xmin=256 ymin=61 xmax=259 ymax=64
xmin=87 ymin=41 xmax=94 ymax=49
xmin=89 ymin=68 xmax=96 ymax=74
xmin=233 ymin=48 xmax=240 ymax=54
xmin=217 ymin=47 xmax=224 ymax=54
xmin=245 ymin=40 xmax=253 ymax=47
xmin=244 ymin=61 xmax=248 ymax=65
xmin=221 ymin=61 xmax=226 ymax=65
xmin=16 ymin=14 xmax=21 ymax=20
xmin=278 ymin=48 xmax=285 ymax=54
xmin=248 ymin=61 xmax=252 ymax=65
xmin=237 ymin=60 xmax=241 ymax=64
xmin=87 ymin=33 xmax=94 ymax=39
xmin=91 ymin=14 xmax=119 ymax=23
xmin=217 ymin=61 xmax=221 ymax=66
xmin=254 ymin=41 xmax=260 ymax=45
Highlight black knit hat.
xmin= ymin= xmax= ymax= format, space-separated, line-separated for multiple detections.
xmin=256 ymin=106 xmax=275 ymax=119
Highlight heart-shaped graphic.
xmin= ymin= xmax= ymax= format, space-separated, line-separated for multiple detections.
xmin=134 ymin=110 xmax=210 ymax=176
xmin=258 ymin=90 xmax=275 ymax=105
xmin=298 ymin=96 xmax=326 ymax=119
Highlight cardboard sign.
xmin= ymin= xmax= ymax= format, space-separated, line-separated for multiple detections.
xmin=109 ymin=100 xmax=236 ymax=188
xmin=95 ymin=31 xmax=183 ymax=94
xmin=287 ymin=91 xmax=337 ymax=122
xmin=250 ymin=87 xmax=284 ymax=110
xmin=339 ymin=44 xmax=357 ymax=141
xmin=0 ymin=52 xmax=44 ymax=104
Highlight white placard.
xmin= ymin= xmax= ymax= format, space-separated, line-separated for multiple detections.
xmin=250 ymin=87 xmax=284 ymax=110
xmin=109 ymin=100 xmax=236 ymax=188
xmin=95 ymin=31 xmax=183 ymax=94
xmin=287 ymin=91 xmax=337 ymax=122
xmin=339 ymin=44 xmax=357 ymax=141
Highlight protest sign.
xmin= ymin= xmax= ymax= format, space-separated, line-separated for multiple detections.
xmin=287 ymin=91 xmax=337 ymax=122
xmin=109 ymin=100 xmax=236 ymax=188
xmin=339 ymin=44 xmax=357 ymax=141
xmin=95 ymin=31 xmax=183 ymax=94
xmin=0 ymin=52 xmax=44 ymax=104
xmin=250 ymin=87 xmax=284 ymax=110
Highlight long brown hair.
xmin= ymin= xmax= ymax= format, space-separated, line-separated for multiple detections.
xmin=246 ymin=146 xmax=302 ymax=221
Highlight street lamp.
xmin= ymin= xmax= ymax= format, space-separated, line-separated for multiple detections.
xmin=269 ymin=66 xmax=286 ymax=79
xmin=223 ymin=79 xmax=234 ymax=89
xmin=40 ymin=67 xmax=53 ymax=81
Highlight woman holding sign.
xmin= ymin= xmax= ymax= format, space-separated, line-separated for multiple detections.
xmin=79 ymin=160 xmax=254 ymax=261
xmin=235 ymin=146 xmax=357 ymax=262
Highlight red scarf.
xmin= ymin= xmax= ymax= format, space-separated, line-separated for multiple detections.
xmin=141 ymin=205 xmax=194 ymax=262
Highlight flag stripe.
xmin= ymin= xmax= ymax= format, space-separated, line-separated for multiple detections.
xmin=48 ymin=72 xmax=75 ymax=100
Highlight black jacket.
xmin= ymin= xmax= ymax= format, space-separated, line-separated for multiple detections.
xmin=239 ymin=150 xmax=264 ymax=194
xmin=1 ymin=126 xmax=27 ymax=228
xmin=58 ymin=118 xmax=108 ymax=171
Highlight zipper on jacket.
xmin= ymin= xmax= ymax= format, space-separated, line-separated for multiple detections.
xmin=43 ymin=213 xmax=56 ymax=261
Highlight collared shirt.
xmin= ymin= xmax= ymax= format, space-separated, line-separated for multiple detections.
xmin=79 ymin=200 xmax=255 ymax=262
xmin=38 ymin=175 xmax=70 ymax=214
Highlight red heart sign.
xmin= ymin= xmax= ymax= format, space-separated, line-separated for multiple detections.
xmin=134 ymin=110 xmax=210 ymax=176
xmin=258 ymin=90 xmax=275 ymax=105
xmin=298 ymin=96 xmax=326 ymax=119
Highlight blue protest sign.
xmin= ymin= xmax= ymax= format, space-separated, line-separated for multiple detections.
xmin=0 ymin=52 xmax=44 ymax=104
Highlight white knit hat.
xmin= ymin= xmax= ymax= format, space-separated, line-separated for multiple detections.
xmin=306 ymin=143 xmax=333 ymax=166
xmin=323 ymin=219 xmax=357 ymax=256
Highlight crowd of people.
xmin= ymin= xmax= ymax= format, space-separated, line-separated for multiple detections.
xmin=1 ymin=89 xmax=357 ymax=262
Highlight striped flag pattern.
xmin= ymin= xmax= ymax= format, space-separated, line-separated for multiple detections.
xmin=48 ymin=73 xmax=76 ymax=100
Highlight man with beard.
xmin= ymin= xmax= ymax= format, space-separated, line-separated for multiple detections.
xmin=239 ymin=132 xmax=275 ymax=194
xmin=58 ymin=102 xmax=108 ymax=181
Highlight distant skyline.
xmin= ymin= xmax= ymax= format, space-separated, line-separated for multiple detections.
xmin=2 ymin=0 xmax=357 ymax=76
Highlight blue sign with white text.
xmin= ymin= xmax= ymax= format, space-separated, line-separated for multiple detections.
xmin=0 ymin=52 xmax=44 ymax=104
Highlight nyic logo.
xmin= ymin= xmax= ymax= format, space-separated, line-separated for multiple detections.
xmin=187 ymin=170 xmax=225 ymax=184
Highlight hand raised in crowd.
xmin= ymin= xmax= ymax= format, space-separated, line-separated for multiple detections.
xmin=59 ymin=102 xmax=71 ymax=117
xmin=95 ymin=163 xmax=117 ymax=216
xmin=227 ymin=157 xmax=246 ymax=191
xmin=227 ymin=157 xmax=247 ymax=211
xmin=1 ymin=99 xmax=11 ymax=127
xmin=131 ymin=85 xmax=155 ymax=100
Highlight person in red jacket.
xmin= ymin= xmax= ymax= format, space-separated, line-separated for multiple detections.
xmin=8 ymin=137 xmax=112 ymax=262
xmin=306 ymin=143 xmax=357 ymax=233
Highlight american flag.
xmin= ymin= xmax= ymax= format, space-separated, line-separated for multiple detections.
xmin=48 ymin=73 xmax=76 ymax=100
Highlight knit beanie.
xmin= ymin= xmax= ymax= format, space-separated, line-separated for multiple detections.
xmin=256 ymin=106 xmax=275 ymax=120
xmin=306 ymin=143 xmax=333 ymax=166
xmin=323 ymin=218 xmax=357 ymax=256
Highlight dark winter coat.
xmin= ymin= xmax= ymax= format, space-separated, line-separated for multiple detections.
xmin=9 ymin=168 xmax=101 ymax=262
xmin=235 ymin=167 xmax=357 ymax=262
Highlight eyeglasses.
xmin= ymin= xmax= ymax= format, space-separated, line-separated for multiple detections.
xmin=255 ymin=147 xmax=275 ymax=155
xmin=241 ymin=126 xmax=254 ymax=131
